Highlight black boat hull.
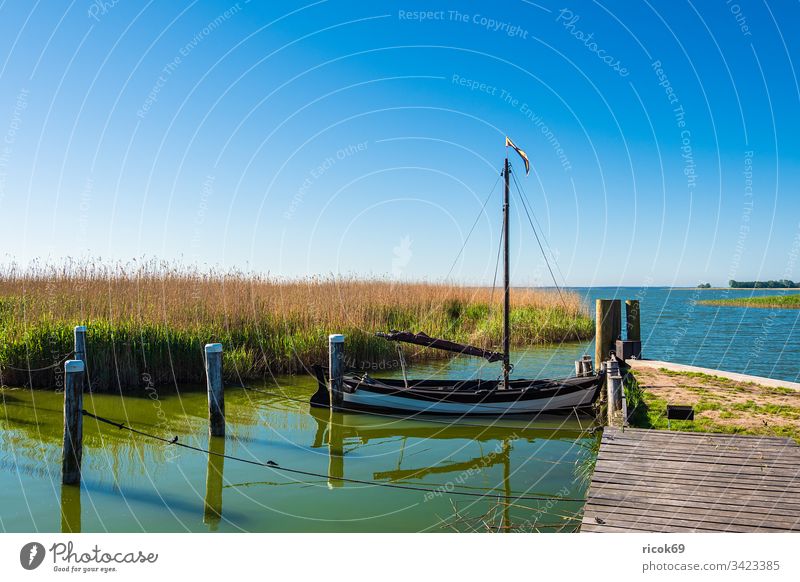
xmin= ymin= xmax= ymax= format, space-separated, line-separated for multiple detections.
xmin=311 ymin=368 xmax=603 ymax=416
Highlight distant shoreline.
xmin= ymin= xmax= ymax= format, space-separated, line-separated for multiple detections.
xmin=671 ymin=287 xmax=800 ymax=291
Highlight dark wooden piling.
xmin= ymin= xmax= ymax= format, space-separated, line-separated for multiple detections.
xmin=595 ymin=300 xmax=620 ymax=365
xmin=625 ymin=299 xmax=641 ymax=342
xmin=73 ymin=325 xmax=87 ymax=366
xmin=610 ymin=300 xmax=622 ymax=345
xmin=606 ymin=358 xmax=623 ymax=424
xmin=328 ymin=334 xmax=345 ymax=409
xmin=581 ymin=354 xmax=594 ymax=376
xmin=205 ymin=343 xmax=224 ymax=437
xmin=62 ymin=360 xmax=84 ymax=485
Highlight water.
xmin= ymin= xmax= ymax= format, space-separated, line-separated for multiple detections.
xmin=0 ymin=380 xmax=595 ymax=532
xmin=574 ymin=287 xmax=800 ymax=383
xmin=1 ymin=286 xmax=797 ymax=532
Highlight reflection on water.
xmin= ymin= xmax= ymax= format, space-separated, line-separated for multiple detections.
xmin=204 ymin=438 xmax=225 ymax=530
xmin=0 ymin=371 xmax=597 ymax=532
xmin=60 ymin=484 xmax=81 ymax=533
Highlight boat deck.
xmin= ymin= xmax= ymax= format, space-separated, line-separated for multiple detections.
xmin=581 ymin=427 xmax=800 ymax=532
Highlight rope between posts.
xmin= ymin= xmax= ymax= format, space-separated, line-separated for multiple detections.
xmin=81 ymin=409 xmax=588 ymax=503
xmin=0 ymin=351 xmax=76 ymax=372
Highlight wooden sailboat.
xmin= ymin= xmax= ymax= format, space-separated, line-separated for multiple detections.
xmin=311 ymin=138 xmax=603 ymax=416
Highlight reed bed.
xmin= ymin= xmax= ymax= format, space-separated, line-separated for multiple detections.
xmin=699 ymin=294 xmax=800 ymax=309
xmin=0 ymin=260 xmax=593 ymax=391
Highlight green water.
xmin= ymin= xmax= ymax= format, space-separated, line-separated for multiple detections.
xmin=0 ymin=370 xmax=596 ymax=532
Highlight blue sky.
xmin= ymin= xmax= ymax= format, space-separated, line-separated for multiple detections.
xmin=0 ymin=0 xmax=798 ymax=286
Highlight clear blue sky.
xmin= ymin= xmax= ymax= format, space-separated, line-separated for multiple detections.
xmin=1 ymin=0 xmax=798 ymax=286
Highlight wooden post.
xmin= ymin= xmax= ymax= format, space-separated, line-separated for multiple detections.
xmin=74 ymin=325 xmax=87 ymax=365
xmin=62 ymin=360 xmax=84 ymax=485
xmin=610 ymin=300 xmax=622 ymax=345
xmin=74 ymin=325 xmax=88 ymax=393
xmin=205 ymin=343 xmax=224 ymax=437
xmin=596 ymin=299 xmax=622 ymax=365
xmin=581 ymin=355 xmax=594 ymax=376
xmin=328 ymin=334 xmax=345 ymax=409
xmin=605 ymin=358 xmax=618 ymax=425
xmin=606 ymin=357 xmax=623 ymax=425
xmin=626 ymin=299 xmax=641 ymax=342
xmin=595 ymin=300 xmax=613 ymax=365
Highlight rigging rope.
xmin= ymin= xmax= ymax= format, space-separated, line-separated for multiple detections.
xmin=509 ymin=169 xmax=568 ymax=310
xmin=81 ymin=409 xmax=589 ymax=503
xmin=445 ymin=172 xmax=502 ymax=281
xmin=512 ymin=169 xmax=570 ymax=288
xmin=488 ymin=213 xmax=504 ymax=308
xmin=0 ymin=351 xmax=76 ymax=372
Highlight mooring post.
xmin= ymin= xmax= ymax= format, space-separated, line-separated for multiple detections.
xmin=205 ymin=343 xmax=224 ymax=437
xmin=610 ymin=300 xmax=622 ymax=346
xmin=581 ymin=354 xmax=594 ymax=376
xmin=606 ymin=358 xmax=622 ymax=425
xmin=62 ymin=360 xmax=85 ymax=485
xmin=606 ymin=357 xmax=623 ymax=425
xmin=595 ymin=300 xmax=613 ymax=365
xmin=574 ymin=360 xmax=583 ymax=377
xmin=626 ymin=299 xmax=641 ymax=342
xmin=328 ymin=334 xmax=345 ymax=409
xmin=74 ymin=325 xmax=87 ymax=365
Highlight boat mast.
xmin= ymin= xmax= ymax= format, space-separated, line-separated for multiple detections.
xmin=502 ymin=155 xmax=511 ymax=390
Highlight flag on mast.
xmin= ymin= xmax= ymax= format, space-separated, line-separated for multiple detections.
xmin=505 ymin=137 xmax=530 ymax=175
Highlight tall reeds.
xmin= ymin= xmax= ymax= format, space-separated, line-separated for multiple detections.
xmin=0 ymin=260 xmax=593 ymax=391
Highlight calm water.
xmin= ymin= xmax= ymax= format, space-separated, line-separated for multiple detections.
xmin=0 ymin=379 xmax=595 ymax=533
xmin=575 ymin=287 xmax=800 ymax=383
xmin=1 ymin=286 xmax=797 ymax=532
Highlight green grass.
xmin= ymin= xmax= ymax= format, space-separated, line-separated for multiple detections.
xmin=624 ymin=371 xmax=800 ymax=442
xmin=699 ymin=294 xmax=800 ymax=309
xmin=729 ymin=400 xmax=800 ymax=418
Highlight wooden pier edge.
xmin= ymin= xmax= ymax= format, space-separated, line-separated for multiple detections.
xmin=581 ymin=427 xmax=800 ymax=532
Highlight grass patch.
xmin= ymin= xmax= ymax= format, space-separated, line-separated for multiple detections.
xmin=699 ymin=294 xmax=800 ymax=309
xmin=0 ymin=260 xmax=594 ymax=390
xmin=730 ymin=401 xmax=800 ymax=418
xmin=657 ymin=368 xmax=738 ymax=385
xmin=625 ymin=370 xmax=800 ymax=442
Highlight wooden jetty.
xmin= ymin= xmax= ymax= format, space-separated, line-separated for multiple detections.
xmin=582 ymin=427 xmax=800 ymax=532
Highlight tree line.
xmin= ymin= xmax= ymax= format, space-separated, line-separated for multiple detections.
xmin=728 ymin=280 xmax=798 ymax=288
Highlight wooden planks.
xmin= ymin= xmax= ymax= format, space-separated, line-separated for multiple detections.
xmin=582 ymin=427 xmax=800 ymax=532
